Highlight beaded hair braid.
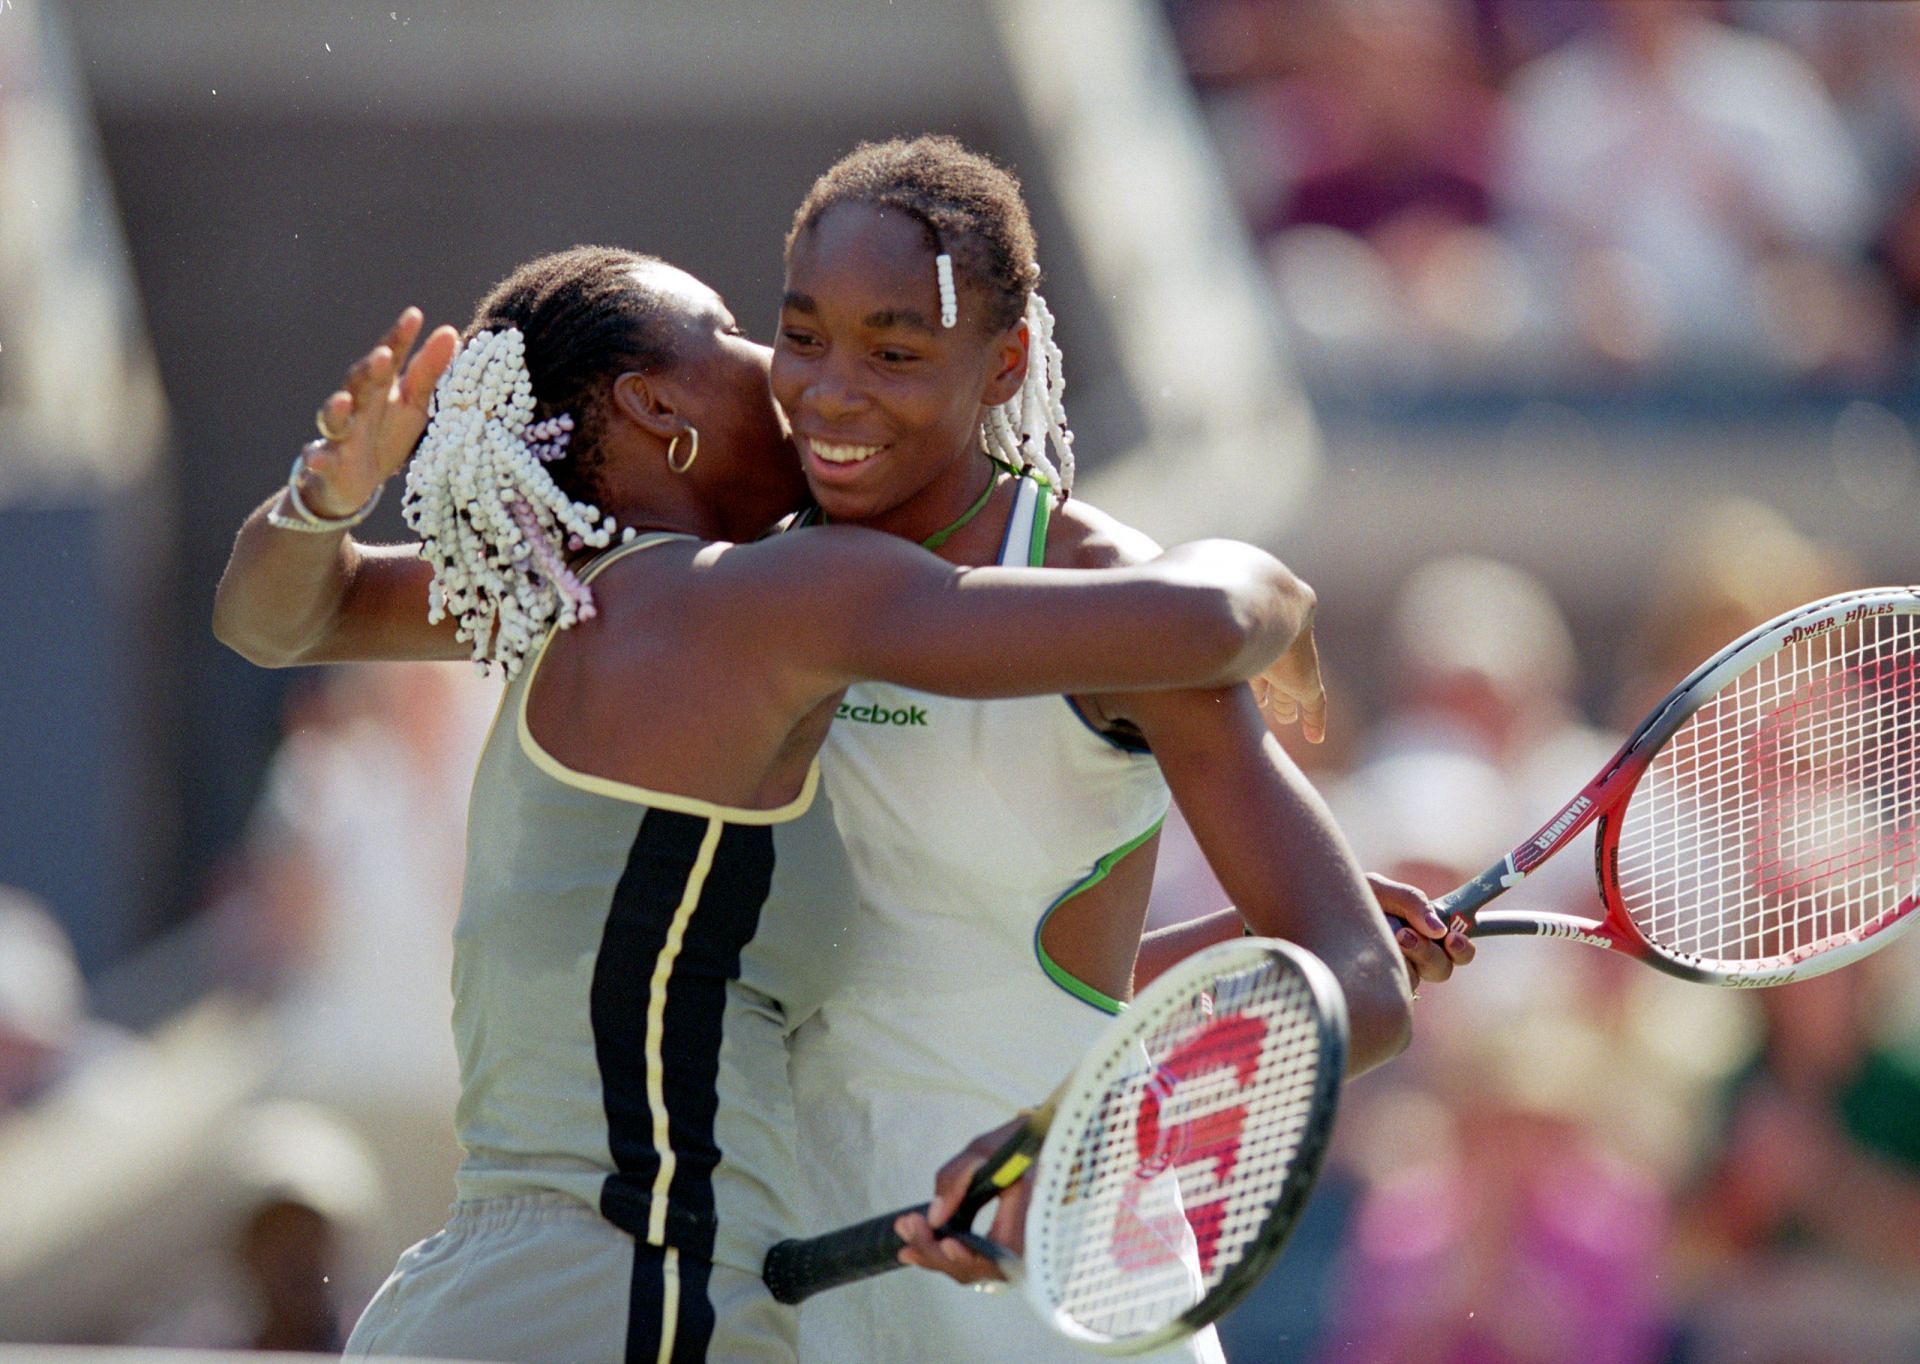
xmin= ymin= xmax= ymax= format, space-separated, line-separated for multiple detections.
xmin=789 ymin=135 xmax=1076 ymax=495
xmin=401 ymin=246 xmax=672 ymax=677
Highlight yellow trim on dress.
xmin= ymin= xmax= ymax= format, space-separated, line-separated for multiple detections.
xmin=513 ymin=532 xmax=821 ymax=825
xmin=646 ymin=819 xmax=722 ymax=1248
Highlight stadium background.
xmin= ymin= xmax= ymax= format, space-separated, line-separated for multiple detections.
xmin=3 ymin=0 xmax=1918 ymax=1357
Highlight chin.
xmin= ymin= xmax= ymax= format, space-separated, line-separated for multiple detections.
xmin=804 ymin=479 xmax=884 ymax=525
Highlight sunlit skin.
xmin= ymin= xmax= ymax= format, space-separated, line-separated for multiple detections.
xmin=774 ymin=200 xmax=1463 ymax=1284
xmin=597 ymin=265 xmax=810 ymax=547
xmin=775 ymin=201 xmax=1456 ymax=1003
xmin=773 ymin=202 xmax=1027 ymax=542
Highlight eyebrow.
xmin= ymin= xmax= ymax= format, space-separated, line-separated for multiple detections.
xmin=863 ymin=307 xmax=938 ymax=335
xmin=780 ymin=292 xmax=938 ymax=335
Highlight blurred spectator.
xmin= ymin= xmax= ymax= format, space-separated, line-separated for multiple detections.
xmin=0 ymin=887 xmax=125 ymax=1117
xmin=234 ymin=661 xmax=490 ymax=1106
xmin=1334 ymin=553 xmax=1613 ymax=911
xmin=1611 ymin=497 xmax=1858 ymax=728
xmin=1671 ymin=954 xmax=1920 ymax=1361
xmin=134 ymin=1100 xmax=382 ymax=1352
xmin=1317 ymin=1081 xmax=1673 ymax=1364
xmin=1194 ymin=0 xmax=1536 ymax=380
xmin=1746 ymin=0 xmax=1920 ymax=364
xmin=217 ymin=661 xmax=494 ymax=1303
xmin=1498 ymin=0 xmax=1880 ymax=376
xmin=1254 ymin=0 xmax=1498 ymax=245
xmin=1173 ymin=0 xmax=1920 ymax=388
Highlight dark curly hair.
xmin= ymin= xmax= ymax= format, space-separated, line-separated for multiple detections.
xmin=787 ymin=135 xmax=1040 ymax=333
xmin=466 ymin=246 xmax=680 ymax=507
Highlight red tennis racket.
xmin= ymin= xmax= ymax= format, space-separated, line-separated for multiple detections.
xmin=1436 ymin=586 xmax=1920 ymax=986
xmin=763 ymin=939 xmax=1347 ymax=1354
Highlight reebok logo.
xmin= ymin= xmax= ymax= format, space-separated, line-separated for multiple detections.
xmin=836 ymin=702 xmax=930 ymax=727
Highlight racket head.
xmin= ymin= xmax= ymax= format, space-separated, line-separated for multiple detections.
xmin=1019 ymin=938 xmax=1347 ymax=1355
xmin=1595 ymin=586 xmax=1920 ymax=985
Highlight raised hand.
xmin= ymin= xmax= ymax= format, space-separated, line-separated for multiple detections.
xmin=1250 ymin=613 xmax=1327 ymax=745
xmin=300 ymin=308 xmax=459 ymax=517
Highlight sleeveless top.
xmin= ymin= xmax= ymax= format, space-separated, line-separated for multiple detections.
xmin=773 ymin=478 xmax=1211 ymax=1363
xmin=450 ymin=533 xmax=815 ymax=1275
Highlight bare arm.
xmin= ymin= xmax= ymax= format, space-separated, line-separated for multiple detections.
xmin=212 ymin=310 xmax=463 ymax=667
xmin=722 ymin=526 xmax=1315 ymax=701
xmin=1115 ymin=686 xmax=1412 ymax=1075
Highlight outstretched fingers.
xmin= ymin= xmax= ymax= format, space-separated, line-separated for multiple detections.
xmin=400 ymin=324 xmax=460 ymax=414
xmin=380 ymin=306 xmax=425 ymax=362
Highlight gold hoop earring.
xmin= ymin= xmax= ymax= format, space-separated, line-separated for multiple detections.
xmin=666 ymin=426 xmax=700 ymax=474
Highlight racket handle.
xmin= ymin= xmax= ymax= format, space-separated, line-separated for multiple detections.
xmin=1432 ymin=859 xmax=1509 ymax=927
xmin=763 ymin=1204 xmax=921 ymax=1305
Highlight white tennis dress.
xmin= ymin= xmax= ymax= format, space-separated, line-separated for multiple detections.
xmin=780 ymin=477 xmax=1227 ymax=1364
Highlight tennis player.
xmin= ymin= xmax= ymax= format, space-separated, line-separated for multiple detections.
xmin=212 ymin=247 xmax=1327 ymax=1362
xmin=763 ymin=137 xmax=1467 ymax=1363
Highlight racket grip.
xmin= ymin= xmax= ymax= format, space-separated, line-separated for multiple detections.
xmin=763 ymin=1204 xmax=921 ymax=1305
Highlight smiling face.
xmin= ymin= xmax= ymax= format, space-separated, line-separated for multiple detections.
xmin=771 ymin=202 xmax=1026 ymax=534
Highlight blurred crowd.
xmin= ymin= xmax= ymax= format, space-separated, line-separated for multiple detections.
xmin=5 ymin=498 xmax=1913 ymax=1360
xmin=3 ymin=1 xmax=1911 ymax=1359
xmin=1152 ymin=499 xmax=1920 ymax=1362
xmin=0 ymin=664 xmax=489 ymax=1349
xmin=1164 ymin=0 xmax=1920 ymax=393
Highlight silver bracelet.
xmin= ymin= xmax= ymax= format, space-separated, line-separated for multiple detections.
xmin=266 ymin=452 xmax=383 ymax=533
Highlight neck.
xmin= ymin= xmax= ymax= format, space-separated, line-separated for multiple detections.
xmin=847 ymin=445 xmax=996 ymax=547
xmin=591 ymin=436 xmax=764 ymax=548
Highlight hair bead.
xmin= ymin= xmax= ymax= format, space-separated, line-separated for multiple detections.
xmin=935 ymin=252 xmax=958 ymax=329
xmin=981 ymin=287 xmax=1074 ymax=495
xmin=402 ymin=327 xmax=616 ymax=677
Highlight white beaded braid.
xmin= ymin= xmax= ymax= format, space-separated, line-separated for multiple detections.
xmin=401 ymin=327 xmax=621 ymax=678
xmin=935 ymin=251 xmax=959 ymax=329
xmin=981 ymin=288 xmax=1074 ymax=495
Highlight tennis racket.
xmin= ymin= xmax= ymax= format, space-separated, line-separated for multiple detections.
xmin=762 ymin=938 xmax=1347 ymax=1355
xmin=1436 ymin=586 xmax=1920 ymax=986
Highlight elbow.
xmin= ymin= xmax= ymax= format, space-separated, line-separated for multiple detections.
xmin=1341 ymin=969 xmax=1414 ymax=1079
xmin=1214 ymin=555 xmax=1315 ymax=685
xmin=211 ymin=594 xmax=302 ymax=670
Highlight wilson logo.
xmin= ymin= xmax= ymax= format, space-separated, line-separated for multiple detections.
xmin=1537 ymin=921 xmax=1613 ymax=950
xmin=835 ymin=702 xmax=929 ymax=727
xmin=1532 ymin=796 xmax=1593 ymax=853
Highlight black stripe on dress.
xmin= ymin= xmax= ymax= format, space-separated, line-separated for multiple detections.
xmin=623 ymin=1243 xmax=669 ymax=1364
xmin=594 ymin=806 xmax=709 ymax=1244
xmin=593 ymin=811 xmax=778 ymax=1254
xmin=659 ymin=822 xmax=776 ymax=1260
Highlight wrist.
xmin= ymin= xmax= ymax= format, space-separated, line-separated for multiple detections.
xmin=267 ymin=450 xmax=383 ymax=534
xmin=293 ymin=460 xmax=373 ymax=520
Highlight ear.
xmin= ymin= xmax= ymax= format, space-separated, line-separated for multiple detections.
xmin=610 ymin=370 xmax=685 ymax=442
xmin=981 ymin=321 xmax=1030 ymax=408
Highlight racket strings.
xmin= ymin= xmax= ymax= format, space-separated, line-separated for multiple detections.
xmin=1034 ymin=963 xmax=1327 ymax=1340
xmin=1615 ymin=609 xmax=1920 ymax=971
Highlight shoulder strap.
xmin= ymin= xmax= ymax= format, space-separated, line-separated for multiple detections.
xmin=995 ymin=475 xmax=1051 ymax=567
xmin=578 ymin=531 xmax=695 ymax=585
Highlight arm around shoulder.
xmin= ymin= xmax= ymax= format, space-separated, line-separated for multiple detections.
xmin=735 ymin=526 xmax=1315 ymax=701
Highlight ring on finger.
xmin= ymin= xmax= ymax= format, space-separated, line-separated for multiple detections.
xmin=315 ymin=404 xmax=351 ymax=443
xmin=971 ymin=1280 xmax=1006 ymax=1295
